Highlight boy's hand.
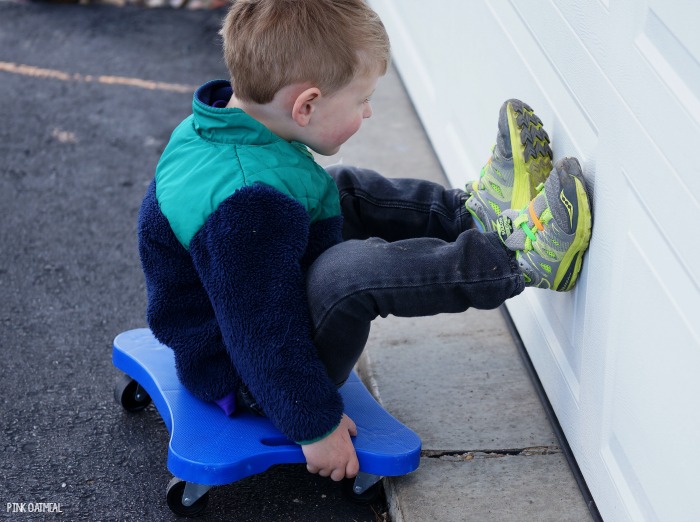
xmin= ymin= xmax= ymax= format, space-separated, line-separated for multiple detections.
xmin=302 ymin=414 xmax=359 ymax=481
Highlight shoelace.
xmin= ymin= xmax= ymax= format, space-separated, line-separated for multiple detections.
xmin=513 ymin=183 xmax=550 ymax=252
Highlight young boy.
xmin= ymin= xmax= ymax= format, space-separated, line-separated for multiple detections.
xmin=138 ymin=0 xmax=592 ymax=484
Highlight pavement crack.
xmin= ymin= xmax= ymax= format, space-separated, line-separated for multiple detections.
xmin=421 ymin=445 xmax=560 ymax=461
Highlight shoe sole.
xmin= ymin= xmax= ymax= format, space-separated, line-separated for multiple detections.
xmin=508 ymin=100 xmax=553 ymax=212
xmin=552 ymin=158 xmax=592 ymax=291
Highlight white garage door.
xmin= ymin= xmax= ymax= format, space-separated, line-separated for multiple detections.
xmin=368 ymin=1 xmax=700 ymax=520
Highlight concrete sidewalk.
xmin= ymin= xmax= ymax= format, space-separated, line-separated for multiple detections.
xmin=318 ymin=65 xmax=595 ymax=522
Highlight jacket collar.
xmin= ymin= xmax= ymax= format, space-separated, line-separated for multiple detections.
xmin=192 ymin=80 xmax=281 ymax=146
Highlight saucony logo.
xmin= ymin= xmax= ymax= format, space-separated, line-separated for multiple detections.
xmin=560 ymin=190 xmax=574 ymax=230
xmin=496 ymin=216 xmax=513 ymax=244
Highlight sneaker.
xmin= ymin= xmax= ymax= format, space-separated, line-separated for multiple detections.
xmin=495 ymin=157 xmax=592 ymax=292
xmin=465 ymin=99 xmax=552 ymax=232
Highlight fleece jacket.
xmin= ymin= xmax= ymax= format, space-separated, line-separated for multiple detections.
xmin=138 ymin=80 xmax=345 ymax=443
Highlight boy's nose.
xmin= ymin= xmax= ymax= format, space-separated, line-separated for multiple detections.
xmin=363 ymin=103 xmax=373 ymax=119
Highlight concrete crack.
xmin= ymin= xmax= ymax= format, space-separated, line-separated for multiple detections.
xmin=421 ymin=445 xmax=560 ymax=461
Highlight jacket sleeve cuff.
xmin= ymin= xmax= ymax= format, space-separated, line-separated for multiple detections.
xmin=296 ymin=422 xmax=341 ymax=445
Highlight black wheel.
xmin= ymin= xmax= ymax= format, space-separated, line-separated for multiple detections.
xmin=166 ymin=478 xmax=209 ymax=517
xmin=342 ymin=477 xmax=383 ymax=505
xmin=114 ymin=374 xmax=152 ymax=412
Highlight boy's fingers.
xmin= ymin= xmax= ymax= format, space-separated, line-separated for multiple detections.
xmin=306 ymin=464 xmax=320 ymax=474
xmin=346 ymin=457 xmax=360 ymax=478
xmin=345 ymin=415 xmax=358 ymax=436
xmin=330 ymin=468 xmax=344 ymax=482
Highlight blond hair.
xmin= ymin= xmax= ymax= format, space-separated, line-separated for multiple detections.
xmin=221 ymin=0 xmax=390 ymax=104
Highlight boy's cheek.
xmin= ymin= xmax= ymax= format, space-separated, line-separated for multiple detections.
xmin=330 ymin=119 xmax=363 ymax=148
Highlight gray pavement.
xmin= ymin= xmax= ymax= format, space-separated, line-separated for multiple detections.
xmin=0 ymin=5 xmax=383 ymax=521
xmin=0 ymin=3 xmax=594 ymax=521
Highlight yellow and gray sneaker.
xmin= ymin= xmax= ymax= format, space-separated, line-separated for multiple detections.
xmin=465 ymin=99 xmax=552 ymax=232
xmin=495 ymin=157 xmax=592 ymax=291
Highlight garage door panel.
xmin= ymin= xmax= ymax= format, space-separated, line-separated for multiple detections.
xmin=636 ymin=8 xmax=700 ymax=127
xmin=368 ymin=1 xmax=700 ymax=519
xmin=646 ymin=0 xmax=700 ymax=61
xmin=613 ymin=109 xmax=700 ymax=293
xmin=607 ymin=4 xmax=700 ymax=202
xmin=603 ymin=184 xmax=700 ymax=521
xmin=511 ymin=0 xmax=611 ymax=68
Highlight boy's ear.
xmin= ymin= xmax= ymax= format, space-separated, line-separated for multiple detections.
xmin=291 ymin=87 xmax=321 ymax=127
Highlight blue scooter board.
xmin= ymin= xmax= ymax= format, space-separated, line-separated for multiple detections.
xmin=112 ymin=328 xmax=421 ymax=516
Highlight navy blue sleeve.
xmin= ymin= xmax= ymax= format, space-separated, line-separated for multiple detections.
xmin=301 ymin=216 xmax=345 ymax=270
xmin=189 ymin=183 xmax=344 ymax=442
xmin=138 ymin=180 xmax=241 ymax=403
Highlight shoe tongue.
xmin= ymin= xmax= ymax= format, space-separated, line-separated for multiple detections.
xmin=505 ymin=224 xmax=528 ymax=251
xmin=543 ymin=168 xmax=573 ymax=234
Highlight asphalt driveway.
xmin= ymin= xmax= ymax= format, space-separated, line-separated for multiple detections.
xmin=0 ymin=4 xmax=386 ymax=520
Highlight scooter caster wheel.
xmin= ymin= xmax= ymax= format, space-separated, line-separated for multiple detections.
xmin=342 ymin=477 xmax=383 ymax=505
xmin=166 ymin=478 xmax=210 ymax=517
xmin=114 ymin=373 xmax=152 ymax=412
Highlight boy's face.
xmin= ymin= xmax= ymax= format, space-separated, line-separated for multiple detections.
xmin=303 ymin=71 xmax=380 ymax=156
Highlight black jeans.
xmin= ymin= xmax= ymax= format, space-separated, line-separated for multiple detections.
xmin=307 ymin=165 xmax=524 ymax=386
